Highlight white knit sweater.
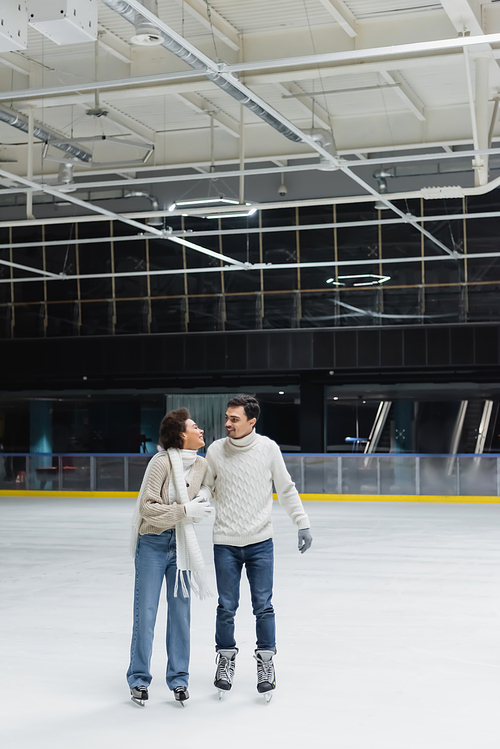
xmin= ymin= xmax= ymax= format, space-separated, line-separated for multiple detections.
xmin=204 ymin=430 xmax=310 ymax=546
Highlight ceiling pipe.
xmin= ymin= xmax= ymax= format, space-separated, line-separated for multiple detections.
xmin=124 ymin=190 xmax=164 ymax=226
xmin=0 ymin=106 xmax=92 ymax=163
xmin=101 ymin=0 xmax=303 ymax=143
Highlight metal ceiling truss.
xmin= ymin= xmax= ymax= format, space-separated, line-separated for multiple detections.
xmin=4 ymin=2 xmax=500 ymax=282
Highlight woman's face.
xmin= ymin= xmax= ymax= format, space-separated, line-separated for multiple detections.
xmin=181 ymin=419 xmax=205 ymax=450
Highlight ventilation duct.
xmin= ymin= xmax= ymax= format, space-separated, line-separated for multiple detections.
xmin=124 ymin=190 xmax=163 ymax=225
xmin=101 ymin=0 xmax=303 ymax=143
xmin=0 ymin=105 xmax=92 ymax=163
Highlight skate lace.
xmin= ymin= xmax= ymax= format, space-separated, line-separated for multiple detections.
xmin=256 ymin=658 xmax=274 ymax=684
xmin=216 ymin=655 xmax=235 ymax=682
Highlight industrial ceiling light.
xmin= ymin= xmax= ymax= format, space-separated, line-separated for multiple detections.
xmin=168 ymin=196 xmax=257 ymax=218
xmin=168 ymin=197 xmax=240 ymax=211
xmin=326 ymin=274 xmax=391 ymax=287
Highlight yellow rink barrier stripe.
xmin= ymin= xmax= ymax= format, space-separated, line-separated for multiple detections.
xmin=0 ymin=490 xmax=499 ymax=502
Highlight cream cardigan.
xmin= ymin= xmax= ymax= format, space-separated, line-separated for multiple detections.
xmin=138 ymin=452 xmax=208 ymax=536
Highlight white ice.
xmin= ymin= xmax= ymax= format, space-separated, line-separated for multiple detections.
xmin=1 ymin=498 xmax=499 ymax=749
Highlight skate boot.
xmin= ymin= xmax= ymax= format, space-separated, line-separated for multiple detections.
xmin=130 ymin=685 xmax=148 ymax=707
xmin=173 ymin=686 xmax=189 ymax=707
xmin=214 ymin=647 xmax=238 ymax=699
xmin=254 ymin=649 xmax=276 ymax=703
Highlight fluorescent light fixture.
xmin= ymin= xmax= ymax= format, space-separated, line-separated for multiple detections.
xmin=327 ymin=274 xmax=391 ymax=287
xmin=206 ymin=207 xmax=257 ymax=219
xmin=168 ymin=197 xmax=240 ymax=211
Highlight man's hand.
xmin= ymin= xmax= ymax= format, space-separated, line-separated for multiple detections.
xmin=298 ymin=528 xmax=312 ymax=554
xmin=184 ymin=496 xmax=213 ymax=521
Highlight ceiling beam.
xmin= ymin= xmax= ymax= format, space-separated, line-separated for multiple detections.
xmin=175 ymin=92 xmax=240 ymax=137
xmin=172 ymin=0 xmax=240 ymax=51
xmin=81 ymin=102 xmax=156 ymax=143
xmin=316 ymin=0 xmax=357 ymax=38
xmin=439 ymin=0 xmax=483 ymax=36
xmin=0 ymin=52 xmax=30 ymax=76
xmin=275 ymin=82 xmax=332 ymax=131
xmin=97 ymin=24 xmax=132 ymax=64
xmin=379 ymin=71 xmax=426 ymax=121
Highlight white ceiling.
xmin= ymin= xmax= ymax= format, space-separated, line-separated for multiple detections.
xmin=1 ymin=0 xmax=500 ymax=222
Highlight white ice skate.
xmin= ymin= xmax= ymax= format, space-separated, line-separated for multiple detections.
xmin=254 ymin=649 xmax=276 ymax=703
xmin=214 ymin=648 xmax=238 ymax=699
xmin=130 ymin=685 xmax=148 ymax=707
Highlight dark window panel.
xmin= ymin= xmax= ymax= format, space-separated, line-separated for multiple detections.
xmin=46 ymin=303 xmax=78 ymax=337
xmin=114 ymin=241 xmax=148 ymax=298
xmin=187 ymin=296 xmax=221 ymax=332
xmin=223 ymin=267 xmax=261 ymax=294
xmin=0 ymin=250 xmax=12 ymax=303
xmin=225 ymin=295 xmax=258 ymax=330
xmin=467 ymin=285 xmax=500 ymax=322
xmin=301 ymin=292 xmax=338 ymax=328
xmin=13 ymin=303 xmax=42 ymax=338
xmin=466 ymin=256 xmax=500 ymax=284
xmin=222 ymin=231 xmax=260 ymax=267
xmin=0 ymin=305 xmax=12 ymax=337
xmin=80 ymin=301 xmax=112 ymax=336
xmin=382 ymin=288 xmax=420 ymax=324
xmin=425 ymin=288 xmax=461 ymax=323
xmin=263 ymin=294 xmax=295 ymax=329
xmin=187 ymin=265 xmax=222 ymax=295
xmin=150 ymin=298 xmax=184 ymax=333
xmin=115 ymin=300 xmax=148 ymax=335
xmin=149 ymin=240 xmax=184 ymax=296
xmin=262 ymin=222 xmax=297 ymax=291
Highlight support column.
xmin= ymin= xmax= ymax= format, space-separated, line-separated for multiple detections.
xmin=474 ymin=56 xmax=489 ymax=187
xmin=299 ymin=378 xmax=325 ymax=453
xmin=30 ymin=401 xmax=52 ymax=455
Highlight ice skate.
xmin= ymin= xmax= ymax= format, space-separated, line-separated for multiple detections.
xmin=173 ymin=686 xmax=189 ymax=706
xmin=214 ymin=647 xmax=238 ymax=699
xmin=130 ymin=685 xmax=148 ymax=707
xmin=254 ymin=649 xmax=276 ymax=703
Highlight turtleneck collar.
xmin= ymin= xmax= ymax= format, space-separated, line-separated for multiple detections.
xmin=178 ymin=448 xmax=198 ymax=467
xmin=228 ymin=429 xmax=258 ymax=450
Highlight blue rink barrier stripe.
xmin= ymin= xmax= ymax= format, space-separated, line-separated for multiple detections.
xmin=0 ymin=490 xmax=499 ymax=503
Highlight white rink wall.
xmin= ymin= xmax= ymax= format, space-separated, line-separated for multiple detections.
xmin=1 ymin=498 xmax=499 ymax=749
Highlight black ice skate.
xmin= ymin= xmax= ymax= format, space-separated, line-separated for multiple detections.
xmin=173 ymin=686 xmax=189 ymax=706
xmin=214 ymin=647 xmax=238 ymax=699
xmin=254 ymin=649 xmax=276 ymax=703
xmin=130 ymin=685 xmax=148 ymax=707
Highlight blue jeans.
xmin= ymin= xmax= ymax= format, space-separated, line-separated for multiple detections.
xmin=213 ymin=539 xmax=276 ymax=652
xmin=127 ymin=530 xmax=190 ymax=691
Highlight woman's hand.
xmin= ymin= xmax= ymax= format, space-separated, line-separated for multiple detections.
xmin=184 ymin=496 xmax=213 ymax=521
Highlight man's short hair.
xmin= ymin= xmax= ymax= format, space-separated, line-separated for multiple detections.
xmin=227 ymin=395 xmax=260 ymax=422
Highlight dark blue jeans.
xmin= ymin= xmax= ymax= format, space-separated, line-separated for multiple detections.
xmin=213 ymin=539 xmax=276 ymax=652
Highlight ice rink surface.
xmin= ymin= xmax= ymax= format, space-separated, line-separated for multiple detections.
xmin=1 ymin=497 xmax=499 ymax=749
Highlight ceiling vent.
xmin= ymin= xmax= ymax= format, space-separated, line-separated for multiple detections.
xmin=0 ymin=0 xmax=27 ymax=52
xmin=27 ymin=0 xmax=97 ymax=45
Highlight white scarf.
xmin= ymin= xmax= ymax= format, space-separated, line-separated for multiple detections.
xmin=130 ymin=448 xmax=212 ymax=600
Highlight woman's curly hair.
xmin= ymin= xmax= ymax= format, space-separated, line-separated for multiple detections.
xmin=159 ymin=408 xmax=190 ymax=450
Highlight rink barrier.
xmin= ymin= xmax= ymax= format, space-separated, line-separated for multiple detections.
xmin=1 ymin=452 xmax=500 ymax=500
xmin=0 ymin=490 xmax=499 ymax=503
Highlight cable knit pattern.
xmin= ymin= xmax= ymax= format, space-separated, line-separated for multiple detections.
xmin=205 ymin=430 xmax=310 ymax=546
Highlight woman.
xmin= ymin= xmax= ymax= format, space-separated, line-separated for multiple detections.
xmin=127 ymin=408 xmax=213 ymax=707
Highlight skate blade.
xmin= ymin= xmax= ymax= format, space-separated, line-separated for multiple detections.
xmin=131 ymin=696 xmax=146 ymax=707
xmin=264 ymin=692 xmax=273 ymax=703
xmin=217 ymin=689 xmax=225 ymax=700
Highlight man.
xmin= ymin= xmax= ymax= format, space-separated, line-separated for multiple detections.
xmin=203 ymin=395 xmax=312 ymax=700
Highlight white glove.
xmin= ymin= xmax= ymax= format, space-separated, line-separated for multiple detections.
xmin=184 ymin=496 xmax=213 ymax=521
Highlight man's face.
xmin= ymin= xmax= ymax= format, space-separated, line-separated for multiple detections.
xmin=225 ymin=406 xmax=256 ymax=440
